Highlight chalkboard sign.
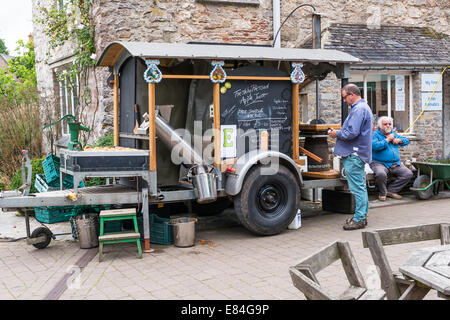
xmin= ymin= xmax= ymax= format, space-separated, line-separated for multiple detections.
xmin=220 ymin=66 xmax=292 ymax=158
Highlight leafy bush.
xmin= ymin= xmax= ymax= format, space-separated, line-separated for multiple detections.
xmin=10 ymin=158 xmax=44 ymax=193
xmin=93 ymin=132 xmax=113 ymax=147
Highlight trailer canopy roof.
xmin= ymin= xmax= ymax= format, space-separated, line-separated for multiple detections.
xmin=97 ymin=41 xmax=361 ymax=69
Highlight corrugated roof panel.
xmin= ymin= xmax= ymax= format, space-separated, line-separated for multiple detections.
xmin=97 ymin=41 xmax=361 ymax=67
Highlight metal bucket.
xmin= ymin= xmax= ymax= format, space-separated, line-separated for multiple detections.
xmin=192 ymin=172 xmax=217 ymax=203
xmin=170 ymin=217 xmax=198 ymax=247
xmin=73 ymin=214 xmax=99 ymax=249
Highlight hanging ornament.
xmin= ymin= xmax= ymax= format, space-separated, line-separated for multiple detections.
xmin=210 ymin=60 xmax=227 ymax=83
xmin=143 ymin=59 xmax=162 ymax=83
xmin=291 ymin=62 xmax=305 ymax=84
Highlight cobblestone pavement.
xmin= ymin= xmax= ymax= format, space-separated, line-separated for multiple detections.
xmin=0 ymin=193 xmax=449 ymax=300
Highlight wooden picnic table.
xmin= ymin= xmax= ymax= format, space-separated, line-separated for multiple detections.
xmin=399 ymin=244 xmax=450 ymax=299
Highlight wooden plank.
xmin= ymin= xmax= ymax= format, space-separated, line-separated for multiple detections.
xmin=292 ymin=83 xmax=300 ymax=161
xmin=162 ymin=74 xmax=290 ymax=81
xmin=99 ymin=232 xmax=140 ymax=241
xmin=100 ymin=208 xmax=136 ymax=217
xmin=338 ymin=286 xmax=367 ymax=300
xmin=362 ymin=231 xmax=401 ymax=300
xmin=440 ymin=223 xmax=450 ymax=245
xmin=400 ymin=266 xmax=450 ymax=295
xmin=299 ymin=147 xmax=323 ymax=163
xmin=299 ymin=124 xmax=341 ymax=131
xmin=148 ymin=83 xmax=157 ymax=171
xmin=295 ymin=241 xmax=340 ymax=274
xmin=337 ymin=241 xmax=366 ymax=288
xmin=374 ymin=224 xmax=442 ymax=246
xmin=359 ymin=289 xmax=386 ymax=300
xmin=398 ymin=282 xmax=430 ymax=300
xmin=213 ymin=83 xmax=221 ymax=168
xmin=289 ymin=267 xmax=334 ymax=300
xmin=113 ymin=74 xmax=120 ymax=146
xmin=301 ymin=170 xmax=340 ymax=179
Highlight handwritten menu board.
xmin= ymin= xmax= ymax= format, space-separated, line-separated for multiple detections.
xmin=220 ymin=66 xmax=292 ymax=157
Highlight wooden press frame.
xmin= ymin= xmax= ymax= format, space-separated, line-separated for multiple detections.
xmin=112 ymin=71 xmax=301 ymax=172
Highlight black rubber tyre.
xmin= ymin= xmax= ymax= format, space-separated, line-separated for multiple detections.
xmin=30 ymin=227 xmax=53 ymax=249
xmin=412 ymin=175 xmax=434 ymax=200
xmin=234 ymin=164 xmax=300 ymax=235
xmin=191 ymin=197 xmax=233 ymax=216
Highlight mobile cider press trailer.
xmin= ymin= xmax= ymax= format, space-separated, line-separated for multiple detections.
xmin=0 ymin=42 xmax=359 ymax=250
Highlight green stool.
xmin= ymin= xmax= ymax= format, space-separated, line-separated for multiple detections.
xmin=98 ymin=208 xmax=142 ymax=262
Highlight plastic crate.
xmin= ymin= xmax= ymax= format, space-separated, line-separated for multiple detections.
xmin=103 ymin=220 xmax=123 ymax=233
xmin=138 ymin=214 xmax=174 ymax=245
xmin=34 ymin=174 xmax=59 ymax=193
xmin=34 ymin=206 xmax=82 ymax=224
xmin=62 ymin=175 xmax=86 ymax=189
xmin=42 ymin=154 xmax=60 ymax=184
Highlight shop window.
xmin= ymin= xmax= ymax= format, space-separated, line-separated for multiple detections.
xmin=350 ymin=73 xmax=413 ymax=134
xmin=56 ymin=72 xmax=79 ymax=135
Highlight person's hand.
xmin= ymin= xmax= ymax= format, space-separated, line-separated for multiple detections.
xmin=386 ymin=133 xmax=395 ymax=142
xmin=393 ymin=138 xmax=403 ymax=145
xmin=328 ymin=128 xmax=337 ymax=138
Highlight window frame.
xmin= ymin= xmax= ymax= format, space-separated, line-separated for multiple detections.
xmin=351 ymin=70 xmax=414 ymax=135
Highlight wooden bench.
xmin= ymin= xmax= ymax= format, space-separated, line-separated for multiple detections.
xmin=289 ymin=240 xmax=386 ymax=300
xmin=98 ymin=208 xmax=142 ymax=262
xmin=362 ymin=223 xmax=450 ymax=300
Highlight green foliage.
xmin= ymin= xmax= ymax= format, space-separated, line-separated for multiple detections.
xmin=10 ymin=158 xmax=44 ymax=193
xmin=0 ymin=39 xmax=37 ymax=103
xmin=0 ymin=38 xmax=8 ymax=55
xmin=35 ymin=0 xmax=96 ymax=85
xmin=93 ymin=132 xmax=114 ymax=147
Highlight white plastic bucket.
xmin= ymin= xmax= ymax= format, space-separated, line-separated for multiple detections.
xmin=288 ymin=209 xmax=302 ymax=230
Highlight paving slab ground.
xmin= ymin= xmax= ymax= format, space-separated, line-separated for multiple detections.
xmin=0 ymin=191 xmax=449 ymax=302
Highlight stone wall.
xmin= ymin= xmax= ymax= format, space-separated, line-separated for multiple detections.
xmin=32 ymin=0 xmax=449 ymax=155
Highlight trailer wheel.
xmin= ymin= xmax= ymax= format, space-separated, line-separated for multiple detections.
xmin=234 ymin=164 xmax=300 ymax=235
xmin=412 ymin=175 xmax=434 ymax=200
xmin=30 ymin=227 xmax=53 ymax=249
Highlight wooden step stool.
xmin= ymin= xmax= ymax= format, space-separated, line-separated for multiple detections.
xmin=98 ymin=208 xmax=142 ymax=262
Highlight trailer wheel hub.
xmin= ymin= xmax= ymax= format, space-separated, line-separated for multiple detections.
xmin=258 ymin=185 xmax=281 ymax=212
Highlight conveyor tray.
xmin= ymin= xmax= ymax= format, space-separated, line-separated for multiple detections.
xmin=60 ymin=149 xmax=149 ymax=172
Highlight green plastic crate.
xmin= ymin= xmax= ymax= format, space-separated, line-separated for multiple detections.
xmin=34 ymin=174 xmax=59 ymax=193
xmin=138 ymin=214 xmax=174 ymax=245
xmin=34 ymin=206 xmax=82 ymax=224
xmin=42 ymin=154 xmax=60 ymax=185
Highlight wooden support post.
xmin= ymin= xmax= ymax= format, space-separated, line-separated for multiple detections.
xmin=113 ymin=74 xmax=119 ymax=146
xmin=148 ymin=83 xmax=156 ymax=172
xmin=213 ymin=83 xmax=221 ymax=168
xmin=292 ymin=83 xmax=300 ymax=161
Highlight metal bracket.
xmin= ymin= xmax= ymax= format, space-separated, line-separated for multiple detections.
xmin=210 ymin=60 xmax=227 ymax=83
xmin=143 ymin=59 xmax=162 ymax=83
xmin=291 ymin=62 xmax=305 ymax=84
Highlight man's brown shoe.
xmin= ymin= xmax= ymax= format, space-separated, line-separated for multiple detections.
xmin=378 ymin=195 xmax=386 ymax=201
xmin=346 ymin=217 xmax=368 ymax=226
xmin=386 ymin=192 xmax=402 ymax=200
xmin=343 ymin=218 xmax=366 ymax=230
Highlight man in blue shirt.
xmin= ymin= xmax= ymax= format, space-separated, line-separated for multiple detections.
xmin=370 ymin=116 xmax=413 ymax=201
xmin=328 ymin=84 xmax=373 ymax=230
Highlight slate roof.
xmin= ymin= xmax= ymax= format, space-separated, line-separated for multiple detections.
xmin=302 ymin=24 xmax=450 ymax=67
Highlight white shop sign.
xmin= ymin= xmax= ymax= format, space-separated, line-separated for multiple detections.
xmin=395 ymin=75 xmax=405 ymax=111
xmin=421 ymin=73 xmax=442 ymax=92
xmin=221 ymin=124 xmax=237 ymax=158
xmin=421 ymin=92 xmax=442 ymax=111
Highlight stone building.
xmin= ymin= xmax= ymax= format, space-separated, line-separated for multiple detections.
xmin=32 ymin=0 xmax=449 ymax=160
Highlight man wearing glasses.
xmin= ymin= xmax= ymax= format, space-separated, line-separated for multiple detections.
xmin=328 ymin=84 xmax=373 ymax=230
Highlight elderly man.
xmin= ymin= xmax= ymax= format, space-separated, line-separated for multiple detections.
xmin=328 ymin=84 xmax=373 ymax=230
xmin=370 ymin=116 xmax=413 ymax=201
